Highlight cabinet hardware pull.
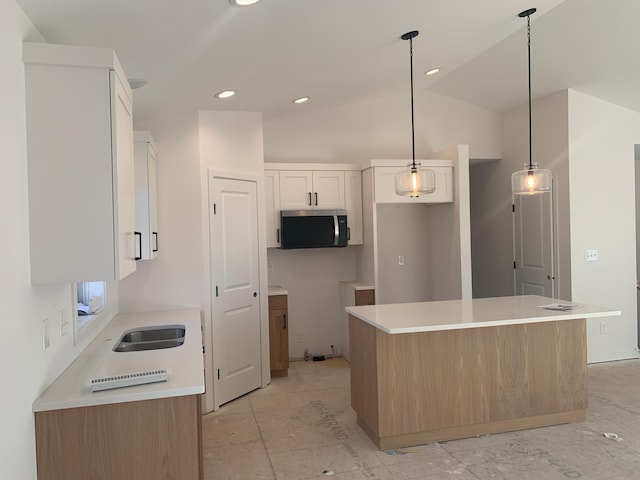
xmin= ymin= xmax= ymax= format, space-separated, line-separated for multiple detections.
xmin=153 ymin=232 xmax=158 ymax=252
xmin=134 ymin=231 xmax=142 ymax=260
xmin=308 ymin=192 xmax=312 ymax=206
xmin=283 ymin=314 xmax=287 ymax=330
xmin=277 ymin=228 xmax=280 ymax=243
xmin=315 ymin=192 xmax=318 ymax=206
xmin=347 ymin=227 xmax=351 ymax=241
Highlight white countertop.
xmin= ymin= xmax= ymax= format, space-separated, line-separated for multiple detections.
xmin=33 ymin=308 xmax=205 ymax=412
xmin=340 ymin=281 xmax=375 ymax=291
xmin=268 ymin=285 xmax=288 ymax=296
xmin=346 ymin=295 xmax=621 ymax=334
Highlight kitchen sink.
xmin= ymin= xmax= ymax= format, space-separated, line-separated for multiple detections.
xmin=113 ymin=325 xmax=185 ymax=352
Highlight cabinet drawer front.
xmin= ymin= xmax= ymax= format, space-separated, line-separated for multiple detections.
xmin=269 ymin=295 xmax=288 ymax=310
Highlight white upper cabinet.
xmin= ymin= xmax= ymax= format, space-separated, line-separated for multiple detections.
xmin=279 ymin=170 xmax=345 ymax=210
xmin=23 ymin=42 xmax=136 ymax=284
xmin=279 ymin=171 xmax=314 ymax=210
xmin=264 ymin=171 xmax=281 ymax=248
xmin=345 ymin=171 xmax=363 ymax=245
xmin=373 ymin=162 xmax=453 ymax=204
xmin=134 ymin=131 xmax=159 ymax=260
xmin=311 ymin=171 xmax=345 ymax=210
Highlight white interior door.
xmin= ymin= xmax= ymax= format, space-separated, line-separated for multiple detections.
xmin=210 ymin=176 xmax=262 ymax=407
xmin=513 ymin=192 xmax=555 ymax=297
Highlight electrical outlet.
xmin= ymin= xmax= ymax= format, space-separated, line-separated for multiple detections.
xmin=398 ymin=255 xmax=405 ymax=266
xmin=585 ymin=249 xmax=599 ymax=262
xmin=600 ymin=321 xmax=608 ymax=334
xmin=42 ymin=318 xmax=50 ymax=350
xmin=296 ymin=332 xmax=304 ymax=343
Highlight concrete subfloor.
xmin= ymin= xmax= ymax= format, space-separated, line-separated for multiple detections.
xmin=202 ymin=358 xmax=640 ymax=479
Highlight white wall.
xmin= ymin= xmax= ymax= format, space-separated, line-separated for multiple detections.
xmin=264 ymin=89 xmax=502 ymax=163
xmin=266 ymin=247 xmax=356 ymax=359
xmin=472 ymin=91 xmax=570 ymax=299
xmin=119 ymin=107 xmax=202 ymax=312
xmin=376 ymin=205 xmax=432 ymax=304
xmin=197 ymin=110 xmax=269 ymax=410
xmin=568 ymin=90 xmax=640 ymax=362
xmin=0 ymin=1 xmax=119 ymax=477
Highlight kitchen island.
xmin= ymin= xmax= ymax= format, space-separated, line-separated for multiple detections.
xmin=33 ymin=308 xmax=205 ymax=480
xmin=346 ymin=295 xmax=620 ymax=450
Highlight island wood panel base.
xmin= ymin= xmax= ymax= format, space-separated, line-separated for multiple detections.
xmin=349 ymin=315 xmax=587 ymax=449
xmin=35 ymin=394 xmax=203 ymax=480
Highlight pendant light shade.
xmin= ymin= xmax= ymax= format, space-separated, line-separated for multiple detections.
xmin=511 ymin=8 xmax=552 ymax=196
xmin=395 ymin=30 xmax=436 ymax=198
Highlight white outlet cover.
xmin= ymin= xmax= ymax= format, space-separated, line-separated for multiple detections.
xmin=585 ymin=249 xmax=599 ymax=262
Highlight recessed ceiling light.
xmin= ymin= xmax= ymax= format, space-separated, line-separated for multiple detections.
xmin=229 ymin=0 xmax=262 ymax=6
xmin=215 ymin=90 xmax=236 ymax=99
xmin=293 ymin=97 xmax=309 ymax=104
xmin=424 ymin=68 xmax=440 ymax=76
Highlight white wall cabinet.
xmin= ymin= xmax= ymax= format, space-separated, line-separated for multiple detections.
xmin=24 ymin=42 xmax=136 ymax=284
xmin=134 ymin=131 xmax=159 ymax=260
xmin=264 ymin=171 xmax=281 ymax=248
xmin=279 ymin=170 xmax=345 ymax=210
xmin=373 ymin=164 xmax=453 ymax=204
xmin=265 ymin=164 xmax=362 ymax=248
xmin=345 ymin=171 xmax=363 ymax=245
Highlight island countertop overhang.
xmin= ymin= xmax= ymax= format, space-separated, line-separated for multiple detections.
xmin=345 ymin=295 xmax=621 ymax=334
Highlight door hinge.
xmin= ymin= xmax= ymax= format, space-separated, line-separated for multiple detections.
xmin=217 ymin=369 xmax=220 ymax=380
xmin=514 ymin=261 xmax=517 ymax=269
xmin=202 ymin=345 xmax=205 ymax=354
xmin=215 ymin=286 xmax=219 ymax=297
xmin=213 ymin=203 xmax=217 ymax=214
xmin=512 ymin=204 xmax=515 ymax=213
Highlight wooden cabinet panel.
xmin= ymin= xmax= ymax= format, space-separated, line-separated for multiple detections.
xmin=35 ymin=395 xmax=203 ymax=480
xmin=349 ymin=315 xmax=587 ymax=450
xmin=269 ymin=295 xmax=289 ymax=376
xmin=355 ymin=289 xmax=375 ymax=306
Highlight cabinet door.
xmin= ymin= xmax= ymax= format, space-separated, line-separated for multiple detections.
xmin=111 ymin=71 xmax=136 ymax=278
xmin=312 ymin=170 xmax=345 ymax=209
xmin=264 ymin=171 xmax=281 ymax=248
xmin=134 ymin=134 xmax=159 ymax=260
xmin=268 ymin=295 xmax=289 ymax=376
xmin=148 ymin=143 xmax=159 ymax=257
xmin=374 ymin=166 xmax=453 ymax=204
xmin=279 ymin=171 xmax=314 ymax=210
xmin=345 ymin=171 xmax=363 ymax=245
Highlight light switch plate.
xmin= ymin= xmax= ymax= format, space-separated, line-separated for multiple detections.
xmin=585 ymin=249 xmax=599 ymax=262
xmin=42 ymin=318 xmax=50 ymax=350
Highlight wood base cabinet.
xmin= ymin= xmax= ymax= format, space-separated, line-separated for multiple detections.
xmin=35 ymin=395 xmax=203 ymax=480
xmin=349 ymin=315 xmax=587 ymax=450
xmin=269 ymin=295 xmax=289 ymax=377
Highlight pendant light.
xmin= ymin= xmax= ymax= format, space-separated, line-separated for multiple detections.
xmin=511 ymin=8 xmax=552 ymax=195
xmin=395 ymin=30 xmax=436 ymax=198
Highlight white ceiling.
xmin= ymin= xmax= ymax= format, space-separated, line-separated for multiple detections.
xmin=15 ymin=0 xmax=640 ymax=121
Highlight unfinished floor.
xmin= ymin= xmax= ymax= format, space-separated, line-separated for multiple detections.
xmin=202 ymin=358 xmax=640 ymax=479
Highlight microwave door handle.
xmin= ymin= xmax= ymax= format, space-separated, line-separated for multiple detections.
xmin=334 ymin=215 xmax=339 ymax=246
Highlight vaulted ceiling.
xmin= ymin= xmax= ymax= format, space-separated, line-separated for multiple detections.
xmin=16 ymin=0 xmax=640 ymax=121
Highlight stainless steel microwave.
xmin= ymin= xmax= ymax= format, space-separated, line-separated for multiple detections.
xmin=280 ymin=210 xmax=348 ymax=249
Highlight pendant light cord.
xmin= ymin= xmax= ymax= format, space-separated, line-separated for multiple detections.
xmin=526 ymin=13 xmax=533 ymax=170
xmin=409 ymin=36 xmax=416 ymax=169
